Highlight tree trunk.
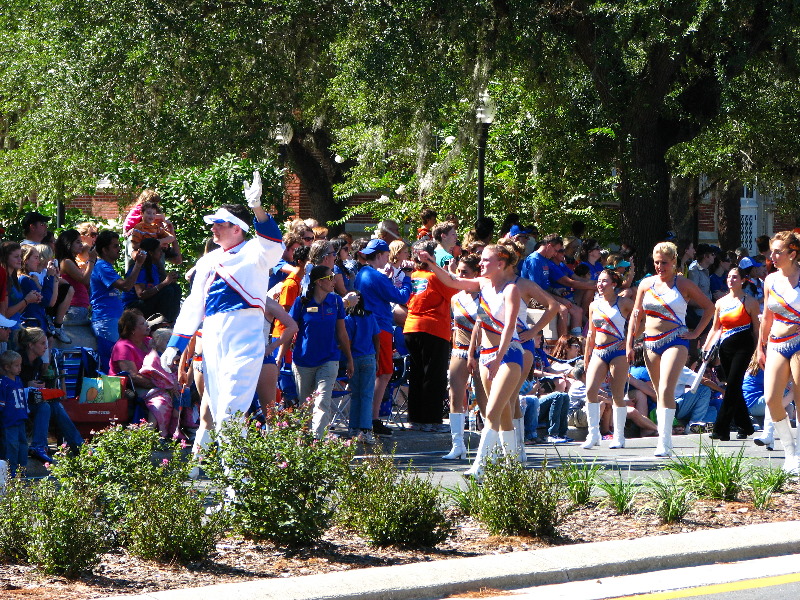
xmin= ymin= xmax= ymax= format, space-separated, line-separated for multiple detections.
xmin=716 ymin=180 xmax=742 ymax=251
xmin=617 ymin=122 xmax=672 ymax=277
xmin=285 ymin=129 xmax=344 ymax=235
xmin=669 ymin=175 xmax=698 ymax=247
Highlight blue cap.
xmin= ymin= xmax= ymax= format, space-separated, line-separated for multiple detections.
xmin=509 ymin=224 xmax=533 ymax=237
xmin=361 ymin=238 xmax=390 ymax=255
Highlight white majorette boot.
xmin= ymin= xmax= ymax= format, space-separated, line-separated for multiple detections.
xmin=608 ymin=405 xmax=627 ymax=449
xmin=512 ymin=417 xmax=526 ymax=463
xmin=499 ymin=429 xmax=517 ymax=460
xmin=442 ymin=413 xmax=467 ymax=460
xmin=773 ymin=417 xmax=799 ymax=475
xmin=654 ymin=407 xmax=676 ymax=457
xmin=464 ymin=427 xmax=500 ymax=480
xmin=754 ymin=409 xmax=774 ymax=451
xmin=581 ymin=402 xmax=601 ymax=449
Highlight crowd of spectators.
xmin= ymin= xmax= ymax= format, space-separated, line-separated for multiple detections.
xmin=1 ymin=191 xmax=797 ymax=479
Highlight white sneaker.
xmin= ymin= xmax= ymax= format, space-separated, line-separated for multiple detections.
xmin=357 ymin=430 xmax=376 ymax=445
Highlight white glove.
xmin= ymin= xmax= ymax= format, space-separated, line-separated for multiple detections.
xmin=243 ymin=170 xmax=262 ymax=208
xmin=161 ymin=346 xmax=180 ymax=373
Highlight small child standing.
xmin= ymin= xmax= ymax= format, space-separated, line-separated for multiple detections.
xmin=0 ymin=350 xmax=30 ymax=478
xmin=344 ymin=295 xmax=380 ymax=444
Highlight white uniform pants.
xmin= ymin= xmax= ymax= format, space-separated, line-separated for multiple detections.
xmin=201 ymin=308 xmax=265 ymax=430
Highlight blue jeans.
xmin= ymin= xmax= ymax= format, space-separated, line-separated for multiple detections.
xmin=30 ymin=401 xmax=84 ymax=450
xmin=676 ymin=385 xmax=716 ymax=425
xmin=538 ymin=392 xmax=570 ymax=437
xmin=0 ymin=423 xmax=28 ymax=476
xmin=348 ymin=354 xmax=376 ymax=431
xmin=91 ymin=318 xmax=119 ymax=373
xmin=521 ymin=395 xmax=541 ymax=441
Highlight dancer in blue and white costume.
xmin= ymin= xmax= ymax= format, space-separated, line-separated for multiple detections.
xmin=583 ymin=269 xmax=634 ymax=449
xmin=627 ymin=242 xmax=713 ymax=457
xmin=758 ymin=231 xmax=800 ymax=474
xmin=161 ymin=172 xmax=283 ymax=454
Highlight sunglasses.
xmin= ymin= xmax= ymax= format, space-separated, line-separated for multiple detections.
xmin=317 ymin=274 xmax=334 ymax=281
xmin=569 ymin=343 xmax=582 ymax=348
xmin=88 ymin=232 xmax=98 ymax=238
xmin=302 ymin=236 xmax=314 ymax=242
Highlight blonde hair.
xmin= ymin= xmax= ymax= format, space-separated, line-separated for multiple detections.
xmin=18 ymin=327 xmax=46 ymax=350
xmin=486 ymin=242 xmax=519 ymax=268
xmin=652 ymin=241 xmax=678 ymax=262
xmin=35 ymin=243 xmax=53 ymax=263
xmin=388 ymin=240 xmax=408 ymax=263
xmin=76 ymin=222 xmax=97 ymax=236
xmin=771 ymin=230 xmax=800 ymax=257
xmin=20 ymin=245 xmax=40 ymax=273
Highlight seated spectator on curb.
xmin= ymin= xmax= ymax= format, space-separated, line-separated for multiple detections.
xmin=1 ymin=242 xmax=42 ymax=338
xmin=122 ymin=237 xmax=181 ymax=324
xmin=56 ymin=230 xmax=95 ymax=326
xmin=108 ymin=309 xmax=154 ymax=397
xmin=19 ymin=327 xmax=83 ymax=463
xmin=91 ymin=231 xmax=146 ymax=371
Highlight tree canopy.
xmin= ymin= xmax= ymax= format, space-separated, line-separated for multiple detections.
xmin=1 ymin=0 xmax=799 ymax=251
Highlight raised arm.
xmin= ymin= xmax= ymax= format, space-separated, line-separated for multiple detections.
xmin=417 ymin=250 xmax=480 ymax=292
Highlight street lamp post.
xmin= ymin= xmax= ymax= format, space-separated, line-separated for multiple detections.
xmin=476 ymin=91 xmax=495 ymax=223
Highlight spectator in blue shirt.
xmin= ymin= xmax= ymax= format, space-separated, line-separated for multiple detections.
xmin=343 ymin=294 xmax=380 ymax=444
xmin=90 ymin=230 xmax=145 ymax=371
xmin=354 ymin=238 xmax=412 ymax=436
xmin=288 ymin=265 xmax=353 ymax=439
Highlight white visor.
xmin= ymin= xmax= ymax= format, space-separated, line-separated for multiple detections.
xmin=203 ymin=208 xmax=250 ymax=232
xmin=0 ymin=314 xmax=16 ymax=328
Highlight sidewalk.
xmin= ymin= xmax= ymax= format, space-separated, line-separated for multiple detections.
xmin=102 ymin=521 xmax=800 ymax=600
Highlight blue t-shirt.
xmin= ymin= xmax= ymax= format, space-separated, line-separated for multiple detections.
xmin=710 ymin=272 xmax=727 ymax=298
xmin=354 ymin=265 xmax=412 ymax=333
xmin=520 ymin=251 xmax=551 ymax=290
xmin=289 ymin=293 xmax=346 ymax=367
xmin=549 ymin=261 xmax=574 ymax=300
xmin=629 ymin=365 xmax=651 ymax=382
xmin=20 ymin=275 xmax=54 ymax=330
xmin=90 ymin=259 xmax=124 ymax=322
xmin=334 ymin=264 xmax=354 ymax=292
xmin=581 ymin=260 xmax=604 ymax=280
xmin=344 ymin=312 xmax=379 ymax=358
xmin=123 ymin=264 xmax=161 ymax=306
xmin=742 ymin=371 xmax=764 ymax=409
xmin=268 ymin=259 xmax=292 ymax=290
xmin=0 ymin=375 xmax=28 ymax=428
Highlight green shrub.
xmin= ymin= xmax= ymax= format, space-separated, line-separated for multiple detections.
xmin=474 ymin=458 xmax=567 ymax=537
xmin=747 ymin=467 xmax=790 ymax=510
xmin=444 ymin=476 xmax=482 ymax=517
xmin=124 ymin=479 xmax=226 ymax=562
xmin=648 ymin=477 xmax=694 ymax=524
xmin=26 ymin=480 xmax=111 ymax=577
xmin=559 ymin=457 xmax=600 ymax=505
xmin=667 ymin=442 xmax=748 ymax=501
xmin=205 ymin=409 xmax=355 ymax=546
xmin=337 ymin=453 xmax=452 ymax=547
xmin=48 ymin=422 xmax=189 ymax=524
xmin=597 ymin=470 xmax=639 ymax=515
xmin=0 ymin=476 xmax=34 ymax=562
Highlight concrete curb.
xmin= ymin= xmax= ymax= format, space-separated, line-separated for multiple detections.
xmin=102 ymin=521 xmax=800 ymax=600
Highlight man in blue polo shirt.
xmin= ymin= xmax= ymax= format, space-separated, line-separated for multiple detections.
xmin=354 ymin=238 xmax=412 ymax=436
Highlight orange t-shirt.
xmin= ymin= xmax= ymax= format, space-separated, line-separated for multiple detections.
xmin=403 ymin=270 xmax=458 ymax=341
xmin=272 ymin=270 xmax=302 ymax=339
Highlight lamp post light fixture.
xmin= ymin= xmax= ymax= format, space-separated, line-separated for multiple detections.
xmin=476 ymin=90 xmax=495 ymax=223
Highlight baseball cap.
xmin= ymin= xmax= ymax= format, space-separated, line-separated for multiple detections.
xmin=509 ymin=225 xmax=533 ymax=237
xmin=0 ymin=314 xmax=16 ymax=328
xmin=21 ymin=211 xmax=50 ymax=231
xmin=202 ymin=207 xmax=250 ymax=232
xmin=738 ymin=256 xmax=762 ymax=269
xmin=361 ymin=239 xmax=390 ymax=255
xmin=616 ymin=260 xmax=631 ymax=268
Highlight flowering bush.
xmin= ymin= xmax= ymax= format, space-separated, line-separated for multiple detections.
xmin=204 ymin=408 xmax=355 ymax=546
xmin=48 ymin=421 xmax=190 ymax=524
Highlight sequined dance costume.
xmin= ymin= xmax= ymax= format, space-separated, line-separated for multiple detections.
xmin=477 ymin=282 xmax=523 ymax=368
xmin=642 ymin=277 xmax=689 ymax=354
xmin=591 ymin=298 xmax=627 ymax=363
xmin=766 ymin=278 xmax=800 ymax=359
xmin=452 ymin=291 xmax=479 ymax=360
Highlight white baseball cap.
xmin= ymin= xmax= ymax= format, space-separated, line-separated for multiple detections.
xmin=203 ymin=207 xmax=250 ymax=232
xmin=0 ymin=314 xmax=16 ymax=328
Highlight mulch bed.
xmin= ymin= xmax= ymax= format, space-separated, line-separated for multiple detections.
xmin=2 ymin=481 xmax=799 ymax=599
